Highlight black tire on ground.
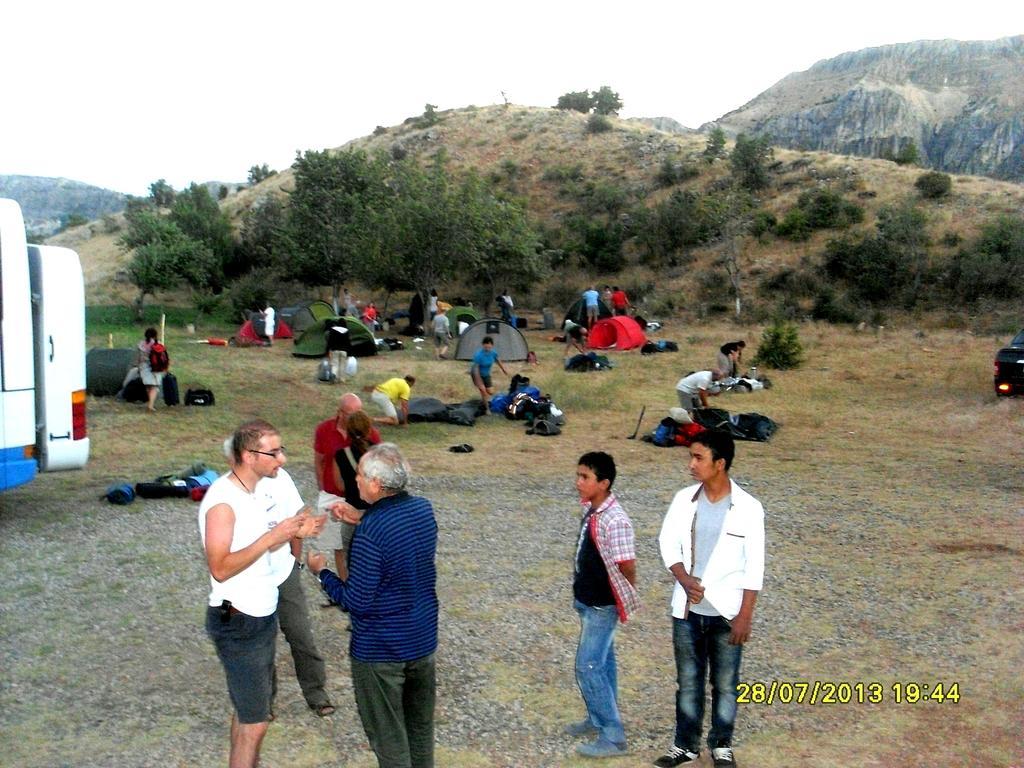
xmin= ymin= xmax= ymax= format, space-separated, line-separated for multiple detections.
xmin=86 ymin=348 xmax=136 ymax=397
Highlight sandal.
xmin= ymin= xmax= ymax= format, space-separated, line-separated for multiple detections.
xmin=312 ymin=703 xmax=336 ymax=717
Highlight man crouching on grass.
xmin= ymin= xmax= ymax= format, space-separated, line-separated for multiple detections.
xmin=565 ymin=451 xmax=640 ymax=759
xmin=654 ymin=430 xmax=764 ymax=768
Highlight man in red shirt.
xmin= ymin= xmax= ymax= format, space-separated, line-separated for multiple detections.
xmin=610 ymin=286 xmax=630 ymax=316
xmin=313 ymin=392 xmax=380 ymax=576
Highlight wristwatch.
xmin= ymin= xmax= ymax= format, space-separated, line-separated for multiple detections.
xmin=296 ymin=561 xmax=305 ymax=571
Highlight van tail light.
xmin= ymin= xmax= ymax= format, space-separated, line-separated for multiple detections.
xmin=72 ymin=389 xmax=87 ymax=440
xmin=996 ymin=382 xmax=1011 ymax=394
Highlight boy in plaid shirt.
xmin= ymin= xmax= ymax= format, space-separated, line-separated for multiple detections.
xmin=565 ymin=451 xmax=640 ymax=759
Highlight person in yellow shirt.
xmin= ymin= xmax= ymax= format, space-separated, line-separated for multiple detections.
xmin=364 ymin=376 xmax=415 ymax=428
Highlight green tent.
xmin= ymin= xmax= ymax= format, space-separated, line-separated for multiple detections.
xmin=448 ymin=305 xmax=481 ymax=335
xmin=292 ymin=316 xmax=378 ymax=358
xmin=280 ymin=299 xmax=336 ymax=333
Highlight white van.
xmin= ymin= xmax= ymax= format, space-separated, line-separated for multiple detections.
xmin=0 ymin=199 xmax=89 ymax=490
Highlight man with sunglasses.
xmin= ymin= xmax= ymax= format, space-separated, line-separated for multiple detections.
xmin=200 ymin=419 xmax=325 ymax=768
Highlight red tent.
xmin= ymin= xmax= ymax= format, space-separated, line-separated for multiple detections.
xmin=588 ymin=315 xmax=646 ymax=350
xmin=233 ymin=319 xmax=294 ymax=345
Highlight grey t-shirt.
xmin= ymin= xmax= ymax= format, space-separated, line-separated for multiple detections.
xmin=690 ymin=491 xmax=731 ymax=616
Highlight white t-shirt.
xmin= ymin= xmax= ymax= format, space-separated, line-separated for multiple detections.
xmin=198 ymin=474 xmax=284 ymax=616
xmin=676 ymin=370 xmax=718 ymax=395
xmin=263 ymin=307 xmax=276 ymax=336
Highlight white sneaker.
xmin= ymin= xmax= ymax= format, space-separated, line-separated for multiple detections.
xmin=712 ymin=746 xmax=736 ymax=766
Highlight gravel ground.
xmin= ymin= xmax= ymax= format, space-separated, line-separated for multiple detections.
xmin=0 ymin=456 xmax=1019 ymax=767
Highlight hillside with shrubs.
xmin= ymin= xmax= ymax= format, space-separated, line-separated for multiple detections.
xmin=63 ymin=101 xmax=1024 ymax=332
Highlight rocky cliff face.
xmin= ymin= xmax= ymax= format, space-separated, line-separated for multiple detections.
xmin=711 ymin=36 xmax=1023 ymax=181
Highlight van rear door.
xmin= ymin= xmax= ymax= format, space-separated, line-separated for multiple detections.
xmin=28 ymin=245 xmax=90 ymax=471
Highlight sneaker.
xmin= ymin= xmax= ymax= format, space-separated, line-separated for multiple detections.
xmin=564 ymin=718 xmax=598 ymax=737
xmin=653 ymin=745 xmax=700 ymax=767
xmin=576 ymin=738 xmax=628 ymax=759
xmin=712 ymin=747 xmax=736 ymax=766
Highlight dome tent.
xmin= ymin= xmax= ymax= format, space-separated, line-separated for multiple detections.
xmin=563 ymin=297 xmax=612 ymax=328
xmin=292 ymin=316 xmax=378 ymax=358
xmin=448 ymin=305 xmax=480 ymax=334
xmin=279 ymin=300 xmax=336 ymax=333
xmin=588 ymin=315 xmax=646 ymax=350
xmin=454 ymin=318 xmax=530 ymax=362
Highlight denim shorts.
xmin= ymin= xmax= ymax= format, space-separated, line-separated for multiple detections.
xmin=205 ymin=606 xmax=277 ymax=723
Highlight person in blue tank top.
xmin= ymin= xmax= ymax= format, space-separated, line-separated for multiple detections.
xmin=469 ymin=336 xmax=509 ymax=410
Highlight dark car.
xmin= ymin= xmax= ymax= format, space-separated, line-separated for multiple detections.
xmin=994 ymin=329 xmax=1024 ymax=396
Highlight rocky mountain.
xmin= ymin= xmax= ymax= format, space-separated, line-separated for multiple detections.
xmin=626 ymin=116 xmax=692 ymax=134
xmin=0 ymin=175 xmax=127 ymax=236
xmin=711 ymin=36 xmax=1024 ymax=181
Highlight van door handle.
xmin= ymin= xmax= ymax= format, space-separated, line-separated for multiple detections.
xmin=50 ymin=432 xmax=71 ymax=440
xmin=49 ymin=335 xmax=55 ymax=362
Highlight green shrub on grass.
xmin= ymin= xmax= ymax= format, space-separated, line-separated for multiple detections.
xmin=754 ymin=320 xmax=804 ymax=369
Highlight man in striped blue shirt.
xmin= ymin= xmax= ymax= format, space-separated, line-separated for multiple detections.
xmin=307 ymin=443 xmax=438 ymax=768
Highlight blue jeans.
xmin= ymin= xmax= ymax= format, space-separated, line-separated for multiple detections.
xmin=574 ymin=600 xmax=626 ymax=746
xmin=672 ymin=612 xmax=742 ymax=751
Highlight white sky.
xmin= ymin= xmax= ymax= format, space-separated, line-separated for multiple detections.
xmin=2 ymin=1 xmax=1019 ymax=196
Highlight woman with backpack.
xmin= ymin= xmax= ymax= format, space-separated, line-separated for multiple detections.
xmin=137 ymin=327 xmax=169 ymax=412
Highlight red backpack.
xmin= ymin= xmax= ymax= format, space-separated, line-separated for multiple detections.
xmin=149 ymin=342 xmax=170 ymax=372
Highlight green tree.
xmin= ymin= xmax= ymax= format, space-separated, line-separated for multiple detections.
xmin=876 ymin=201 xmax=929 ymax=299
xmin=168 ymin=183 xmax=234 ymax=293
xmin=729 ymin=134 xmax=774 ymax=190
xmin=591 ymin=86 xmax=622 ymax=116
xmin=895 ymin=139 xmax=920 ymax=166
xmin=755 ymin=320 xmax=803 ymax=369
xmin=702 ymin=127 xmax=727 ymax=163
xmin=118 ymin=209 xmax=198 ymax=317
xmin=283 ymin=149 xmax=388 ymax=312
xmin=248 ymin=164 xmax=276 ymax=185
xmin=237 ymin=197 xmax=286 ymax=276
xmin=554 ymin=90 xmax=593 ymax=113
xmin=149 ymin=179 xmax=175 ymax=207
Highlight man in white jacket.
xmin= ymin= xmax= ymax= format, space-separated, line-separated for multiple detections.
xmin=654 ymin=430 xmax=765 ymax=768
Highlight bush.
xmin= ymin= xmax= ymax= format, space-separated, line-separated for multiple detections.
xmin=542 ymin=163 xmax=584 ymax=183
xmin=749 ymin=210 xmax=777 ymax=238
xmin=811 ymin=287 xmax=860 ymax=323
xmin=754 ymin=320 xmax=803 ymax=369
xmin=586 ymin=114 xmax=613 ymax=134
xmin=775 ymin=208 xmax=811 ymax=241
xmin=915 ymin=171 xmax=952 ymax=199
xmin=798 ymin=189 xmax=863 ymax=229
xmin=655 ymin=157 xmax=700 ymax=188
xmin=373 ymin=125 xmax=388 ymax=136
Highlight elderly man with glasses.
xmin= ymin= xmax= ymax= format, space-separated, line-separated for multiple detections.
xmin=200 ymin=419 xmax=325 ymax=768
xmin=307 ymin=443 xmax=439 ymax=768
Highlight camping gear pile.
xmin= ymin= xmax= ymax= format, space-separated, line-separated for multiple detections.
xmin=565 ymin=352 xmax=614 ymax=372
xmin=108 ymin=464 xmax=220 ymax=504
xmin=643 ymin=407 xmax=779 ymax=445
xmin=489 ymin=374 xmax=565 ymax=436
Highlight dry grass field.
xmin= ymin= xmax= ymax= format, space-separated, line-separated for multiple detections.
xmin=1 ymin=313 xmax=1021 ymax=767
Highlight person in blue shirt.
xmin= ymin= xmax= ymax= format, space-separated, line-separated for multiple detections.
xmin=582 ymin=286 xmax=601 ymax=328
xmin=307 ymin=443 xmax=438 ymax=768
xmin=470 ymin=336 xmax=509 ymax=411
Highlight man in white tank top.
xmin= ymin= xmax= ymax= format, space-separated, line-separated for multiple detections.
xmin=199 ymin=419 xmax=323 ymax=768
